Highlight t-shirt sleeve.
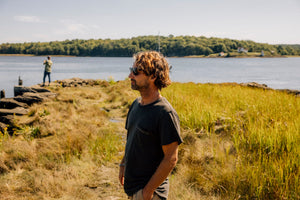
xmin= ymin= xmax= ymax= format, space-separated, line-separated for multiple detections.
xmin=159 ymin=110 xmax=183 ymax=146
xmin=125 ymin=99 xmax=137 ymax=130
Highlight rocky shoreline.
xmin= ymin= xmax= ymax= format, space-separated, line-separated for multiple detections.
xmin=0 ymin=78 xmax=299 ymax=134
xmin=0 ymin=78 xmax=105 ymax=134
xmin=240 ymin=82 xmax=300 ymax=96
xmin=0 ymin=85 xmax=56 ymax=133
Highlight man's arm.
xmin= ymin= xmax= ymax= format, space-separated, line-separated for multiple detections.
xmin=119 ymin=155 xmax=125 ymax=186
xmin=143 ymin=141 xmax=179 ymax=200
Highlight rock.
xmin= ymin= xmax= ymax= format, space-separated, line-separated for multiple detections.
xmin=240 ymin=82 xmax=270 ymax=90
xmin=57 ymin=78 xmax=76 ymax=87
xmin=0 ymin=115 xmax=14 ymax=124
xmin=56 ymin=78 xmax=100 ymax=87
xmin=30 ymin=87 xmax=52 ymax=93
xmin=36 ymin=92 xmax=57 ymax=99
xmin=0 ymin=159 xmax=9 ymax=174
xmin=13 ymin=92 xmax=56 ymax=106
xmin=0 ymin=107 xmax=28 ymax=116
xmin=14 ymin=86 xmax=37 ymax=97
xmin=18 ymin=76 xmax=23 ymax=86
xmin=14 ymin=95 xmax=43 ymax=106
xmin=214 ymin=125 xmax=226 ymax=134
xmin=277 ymin=89 xmax=300 ymax=96
xmin=0 ymin=98 xmax=29 ymax=109
xmin=0 ymin=83 xmax=57 ymax=129
xmin=0 ymin=122 xmax=7 ymax=133
xmin=14 ymin=85 xmax=53 ymax=97
xmin=23 ymin=92 xmax=56 ymax=100
xmin=0 ymin=90 xmax=5 ymax=99
xmin=214 ymin=117 xmax=232 ymax=134
xmin=240 ymin=82 xmax=300 ymax=97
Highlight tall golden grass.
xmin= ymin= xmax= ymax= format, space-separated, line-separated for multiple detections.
xmin=0 ymin=80 xmax=135 ymax=199
xmin=0 ymin=80 xmax=299 ymax=199
xmin=163 ymin=82 xmax=300 ymax=200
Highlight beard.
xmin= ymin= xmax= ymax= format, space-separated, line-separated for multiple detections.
xmin=131 ymin=79 xmax=150 ymax=91
xmin=130 ymin=79 xmax=139 ymax=90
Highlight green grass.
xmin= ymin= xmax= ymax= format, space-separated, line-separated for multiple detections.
xmin=0 ymin=80 xmax=299 ymax=199
xmin=163 ymin=82 xmax=300 ymax=199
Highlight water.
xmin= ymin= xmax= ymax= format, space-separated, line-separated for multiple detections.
xmin=0 ymin=56 xmax=299 ymax=98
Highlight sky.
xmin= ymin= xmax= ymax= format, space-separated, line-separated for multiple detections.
xmin=0 ymin=0 xmax=300 ymax=45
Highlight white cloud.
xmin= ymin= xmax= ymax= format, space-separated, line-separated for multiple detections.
xmin=54 ymin=23 xmax=88 ymax=35
xmin=67 ymin=24 xmax=88 ymax=33
xmin=54 ymin=19 xmax=101 ymax=36
xmin=14 ymin=15 xmax=41 ymax=23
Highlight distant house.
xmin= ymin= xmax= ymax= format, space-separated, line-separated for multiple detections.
xmin=219 ymin=52 xmax=225 ymax=56
xmin=237 ymin=47 xmax=248 ymax=53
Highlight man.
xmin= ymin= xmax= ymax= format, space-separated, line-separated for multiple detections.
xmin=42 ymin=56 xmax=53 ymax=86
xmin=119 ymin=51 xmax=183 ymax=200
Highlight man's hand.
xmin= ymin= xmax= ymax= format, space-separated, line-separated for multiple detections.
xmin=119 ymin=165 xmax=125 ymax=186
xmin=143 ymin=141 xmax=179 ymax=199
xmin=142 ymin=188 xmax=154 ymax=200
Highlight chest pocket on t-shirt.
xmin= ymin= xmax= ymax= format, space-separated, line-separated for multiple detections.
xmin=135 ymin=125 xmax=157 ymax=147
xmin=137 ymin=126 xmax=152 ymax=136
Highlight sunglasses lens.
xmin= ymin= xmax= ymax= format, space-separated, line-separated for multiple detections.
xmin=130 ymin=67 xmax=139 ymax=75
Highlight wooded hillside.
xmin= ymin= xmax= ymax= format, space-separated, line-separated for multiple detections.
xmin=0 ymin=35 xmax=299 ymax=57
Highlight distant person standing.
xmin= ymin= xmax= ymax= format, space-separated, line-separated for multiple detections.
xmin=42 ymin=56 xmax=53 ymax=86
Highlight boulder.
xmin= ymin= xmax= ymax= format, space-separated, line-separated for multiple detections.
xmin=240 ymin=82 xmax=270 ymax=90
xmin=0 ymin=107 xmax=28 ymax=116
xmin=278 ymin=89 xmax=300 ymax=96
xmin=30 ymin=87 xmax=52 ymax=93
xmin=14 ymin=85 xmax=54 ymax=96
xmin=0 ymin=98 xmax=29 ymax=109
xmin=23 ymin=92 xmax=56 ymax=100
xmin=57 ymin=79 xmax=75 ymax=87
xmin=241 ymin=82 xmax=300 ymax=97
xmin=56 ymin=78 xmax=99 ymax=87
xmin=0 ymin=84 xmax=57 ymax=129
xmin=0 ymin=115 xmax=14 ymax=124
xmin=14 ymin=93 xmax=45 ymax=106
xmin=33 ymin=92 xmax=57 ymax=99
xmin=0 ymin=122 xmax=7 ymax=133
xmin=0 ymin=90 xmax=5 ymax=99
xmin=14 ymin=86 xmax=37 ymax=97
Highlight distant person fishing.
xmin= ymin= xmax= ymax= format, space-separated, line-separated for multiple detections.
xmin=42 ymin=56 xmax=53 ymax=86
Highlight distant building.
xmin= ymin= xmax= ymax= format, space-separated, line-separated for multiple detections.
xmin=219 ymin=52 xmax=225 ymax=56
xmin=237 ymin=47 xmax=248 ymax=53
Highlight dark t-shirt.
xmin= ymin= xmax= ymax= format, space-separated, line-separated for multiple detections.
xmin=124 ymin=97 xmax=182 ymax=198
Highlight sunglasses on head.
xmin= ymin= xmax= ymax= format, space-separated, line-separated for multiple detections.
xmin=129 ymin=67 xmax=140 ymax=76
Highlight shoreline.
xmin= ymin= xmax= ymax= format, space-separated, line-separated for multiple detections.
xmin=0 ymin=54 xmax=76 ymax=57
xmin=1 ymin=79 xmax=299 ymax=99
xmin=1 ymin=53 xmax=299 ymax=58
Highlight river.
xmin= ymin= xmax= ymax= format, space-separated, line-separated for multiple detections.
xmin=0 ymin=56 xmax=299 ymax=98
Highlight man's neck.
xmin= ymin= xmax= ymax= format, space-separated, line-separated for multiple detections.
xmin=139 ymin=88 xmax=161 ymax=105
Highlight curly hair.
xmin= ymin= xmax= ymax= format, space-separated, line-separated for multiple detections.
xmin=133 ymin=51 xmax=171 ymax=90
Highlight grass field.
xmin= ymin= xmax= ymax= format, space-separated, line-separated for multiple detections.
xmin=0 ymin=80 xmax=299 ymax=199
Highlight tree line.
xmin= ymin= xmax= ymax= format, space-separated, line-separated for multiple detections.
xmin=0 ymin=35 xmax=299 ymax=57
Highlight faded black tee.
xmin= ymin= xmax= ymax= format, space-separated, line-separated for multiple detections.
xmin=124 ymin=97 xmax=182 ymax=198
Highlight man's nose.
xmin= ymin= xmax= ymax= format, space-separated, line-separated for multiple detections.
xmin=128 ymin=72 xmax=134 ymax=79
